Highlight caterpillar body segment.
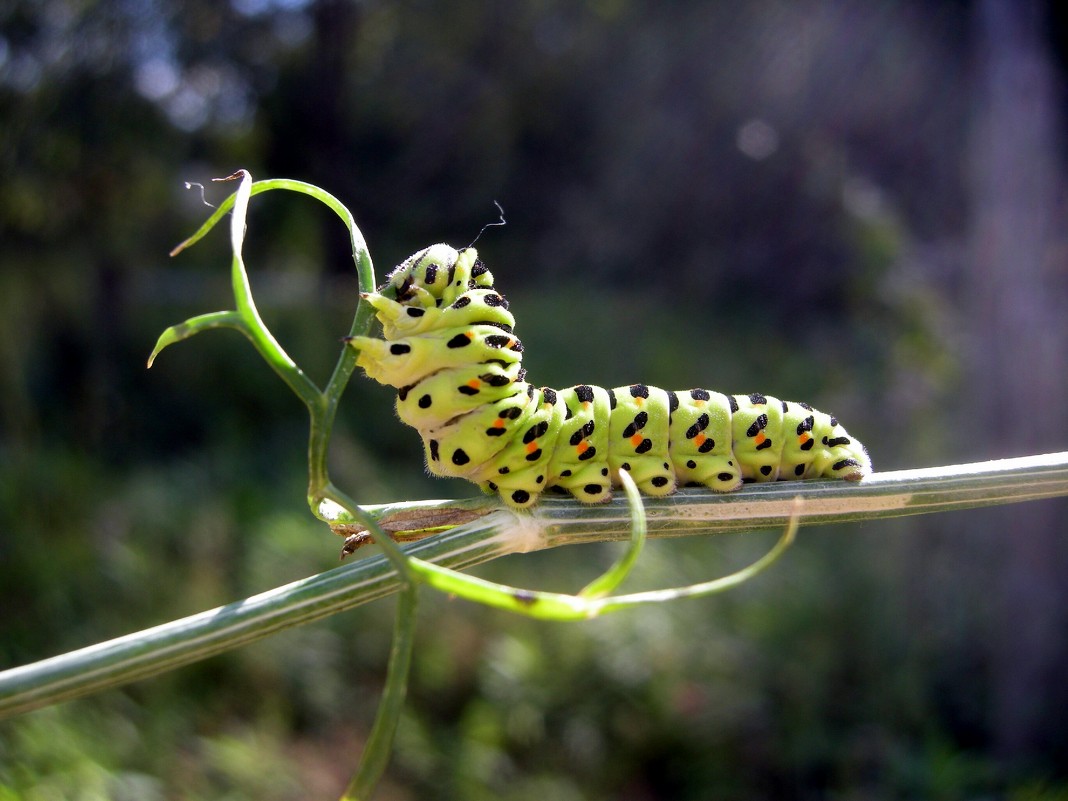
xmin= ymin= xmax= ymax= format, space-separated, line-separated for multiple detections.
xmin=350 ymin=245 xmax=872 ymax=509
xmin=393 ymin=360 xmax=527 ymax=431
xmin=421 ymin=388 xmax=540 ymax=480
xmin=606 ymin=384 xmax=676 ymax=496
xmin=388 ymin=243 xmax=495 ymax=307
xmin=550 ymin=384 xmax=614 ymax=503
xmin=667 ymin=389 xmax=743 ymax=492
xmin=360 ymin=289 xmax=515 ymax=342
xmin=730 ymin=392 xmax=785 ymax=481
xmin=473 ymin=387 xmax=568 ymax=505
xmin=352 ymin=324 xmax=523 ymax=388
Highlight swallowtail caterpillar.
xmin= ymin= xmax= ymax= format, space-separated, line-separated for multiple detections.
xmin=349 ymin=245 xmax=871 ymax=509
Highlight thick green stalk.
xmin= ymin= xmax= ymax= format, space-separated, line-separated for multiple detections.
xmin=2 ymin=451 xmax=1066 ymax=720
xmin=0 ymin=514 xmax=510 ymax=720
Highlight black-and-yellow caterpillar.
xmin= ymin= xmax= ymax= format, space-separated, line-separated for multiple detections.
xmin=349 ymin=245 xmax=871 ymax=509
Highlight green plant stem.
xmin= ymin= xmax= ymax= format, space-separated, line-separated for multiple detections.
xmin=409 ymin=514 xmax=796 ymax=620
xmin=341 ymin=584 xmax=418 ymax=801
xmin=164 ymin=175 xmax=380 ymax=507
xmin=2 ymin=451 xmax=1066 ymax=720
xmin=0 ymin=513 xmax=508 ymax=720
xmin=170 ymin=178 xmax=373 ymax=275
xmin=163 ymin=170 xmax=416 ymax=637
xmin=577 ymin=466 xmax=647 ymax=599
xmin=321 ymin=484 xmax=415 ymax=583
xmin=222 ymin=171 xmax=322 ymax=406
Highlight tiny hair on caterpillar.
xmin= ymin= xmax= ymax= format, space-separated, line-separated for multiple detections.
xmin=347 ymin=245 xmax=871 ymax=509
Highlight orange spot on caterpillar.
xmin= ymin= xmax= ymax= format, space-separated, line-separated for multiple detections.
xmin=576 ymin=441 xmax=589 ymax=454
xmin=798 ymin=433 xmax=810 ymax=445
xmin=492 ymin=418 xmax=506 ymax=429
xmin=630 ymin=434 xmax=644 ymax=447
xmin=467 ymin=379 xmax=481 ymax=390
xmin=754 ymin=432 xmax=766 ymax=445
xmin=694 ymin=433 xmax=706 ymax=446
xmin=525 ymin=441 xmax=539 ymax=454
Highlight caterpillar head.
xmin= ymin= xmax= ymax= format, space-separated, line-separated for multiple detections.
xmin=386 ymin=245 xmax=495 ymax=309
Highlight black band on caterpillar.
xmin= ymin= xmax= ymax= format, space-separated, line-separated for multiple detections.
xmin=349 ymin=244 xmax=872 ymax=509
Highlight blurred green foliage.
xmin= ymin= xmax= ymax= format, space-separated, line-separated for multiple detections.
xmin=2 ymin=0 xmax=1068 ymax=798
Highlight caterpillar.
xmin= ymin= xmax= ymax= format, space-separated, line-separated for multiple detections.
xmin=348 ymin=245 xmax=871 ymax=509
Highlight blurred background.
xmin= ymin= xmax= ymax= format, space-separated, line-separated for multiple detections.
xmin=2 ymin=0 xmax=1068 ymax=798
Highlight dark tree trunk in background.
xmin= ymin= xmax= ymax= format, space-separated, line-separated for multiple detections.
xmin=967 ymin=0 xmax=1068 ymax=762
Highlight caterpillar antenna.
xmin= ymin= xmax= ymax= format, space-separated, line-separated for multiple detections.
xmin=466 ymin=201 xmax=506 ymax=249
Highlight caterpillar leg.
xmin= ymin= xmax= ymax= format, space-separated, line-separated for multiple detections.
xmin=480 ymin=470 xmax=546 ymax=509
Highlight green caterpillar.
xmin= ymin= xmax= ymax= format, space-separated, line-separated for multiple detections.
xmin=349 ymin=245 xmax=871 ymax=509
